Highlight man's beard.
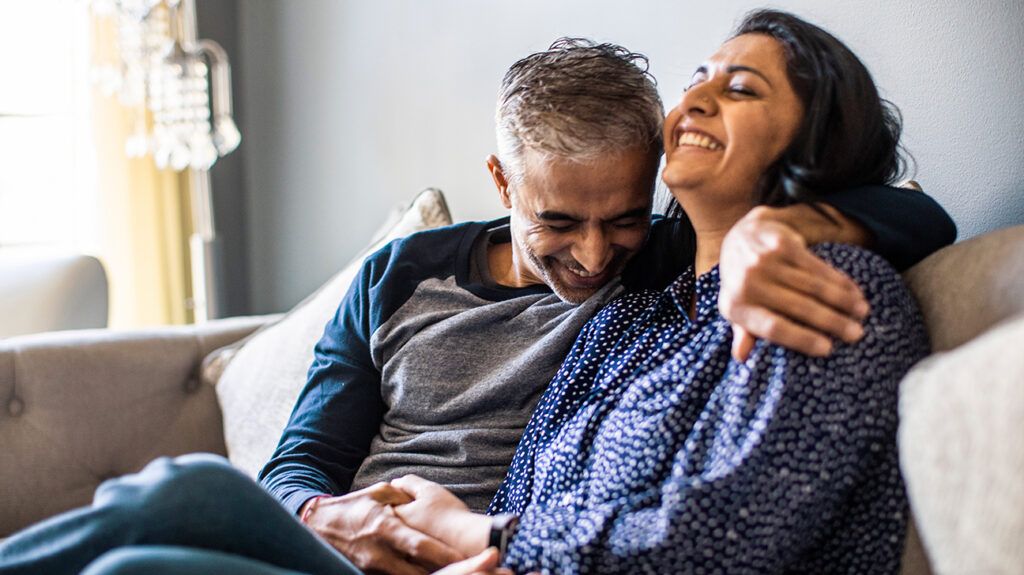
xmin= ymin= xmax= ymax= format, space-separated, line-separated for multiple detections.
xmin=519 ymin=241 xmax=622 ymax=305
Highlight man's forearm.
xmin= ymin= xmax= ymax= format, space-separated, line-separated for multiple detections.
xmin=259 ymin=458 xmax=344 ymax=516
xmin=814 ymin=184 xmax=956 ymax=271
xmin=752 ymin=203 xmax=872 ymax=248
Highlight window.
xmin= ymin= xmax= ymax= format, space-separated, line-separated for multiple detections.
xmin=0 ymin=1 xmax=96 ymax=250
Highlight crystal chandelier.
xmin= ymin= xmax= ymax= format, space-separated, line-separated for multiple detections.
xmin=91 ymin=0 xmax=240 ymax=171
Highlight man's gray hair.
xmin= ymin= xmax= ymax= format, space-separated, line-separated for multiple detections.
xmin=495 ymin=37 xmax=664 ymax=185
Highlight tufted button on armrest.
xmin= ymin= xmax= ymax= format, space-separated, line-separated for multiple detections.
xmin=7 ymin=397 xmax=24 ymax=417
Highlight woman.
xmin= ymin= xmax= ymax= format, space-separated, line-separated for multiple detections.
xmin=0 ymin=10 xmax=926 ymax=575
xmin=384 ymin=9 xmax=928 ymax=574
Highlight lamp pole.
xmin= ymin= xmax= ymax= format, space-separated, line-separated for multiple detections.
xmin=188 ymin=167 xmax=219 ymax=322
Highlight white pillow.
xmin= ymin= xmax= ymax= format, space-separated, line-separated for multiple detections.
xmin=213 ymin=189 xmax=452 ymax=477
xmin=899 ymin=314 xmax=1024 ymax=575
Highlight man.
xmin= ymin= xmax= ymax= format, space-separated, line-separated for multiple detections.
xmin=260 ymin=38 xmax=953 ymax=574
xmin=0 ymin=39 xmax=953 ymax=575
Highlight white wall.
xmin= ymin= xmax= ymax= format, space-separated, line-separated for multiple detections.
xmin=236 ymin=0 xmax=1024 ymax=313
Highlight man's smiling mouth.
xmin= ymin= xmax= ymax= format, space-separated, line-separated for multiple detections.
xmin=556 ymin=260 xmax=612 ymax=289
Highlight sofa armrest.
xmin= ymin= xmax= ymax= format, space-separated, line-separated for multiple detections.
xmin=0 ymin=314 xmax=278 ymax=536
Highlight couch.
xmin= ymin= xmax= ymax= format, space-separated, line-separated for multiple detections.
xmin=1 ymin=189 xmax=1021 ymax=574
xmin=0 ymin=252 xmax=108 ymax=338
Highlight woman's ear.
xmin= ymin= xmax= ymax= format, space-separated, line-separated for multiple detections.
xmin=486 ymin=155 xmax=513 ymax=209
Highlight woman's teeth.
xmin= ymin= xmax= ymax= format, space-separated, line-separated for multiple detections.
xmin=677 ymin=131 xmax=723 ymax=150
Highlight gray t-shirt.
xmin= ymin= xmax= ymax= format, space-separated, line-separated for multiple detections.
xmin=260 ymin=219 xmax=627 ymax=515
xmin=349 ymin=223 xmax=622 ymax=510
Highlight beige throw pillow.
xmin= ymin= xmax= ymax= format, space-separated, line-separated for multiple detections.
xmin=213 ymin=188 xmax=453 ymax=477
xmin=899 ymin=314 xmax=1024 ymax=575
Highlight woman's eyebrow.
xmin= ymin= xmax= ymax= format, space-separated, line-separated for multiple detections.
xmin=726 ymin=65 xmax=773 ymax=87
xmin=693 ymin=64 xmax=772 ymax=88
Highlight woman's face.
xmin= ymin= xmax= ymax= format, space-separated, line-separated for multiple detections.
xmin=662 ymin=33 xmax=804 ymax=211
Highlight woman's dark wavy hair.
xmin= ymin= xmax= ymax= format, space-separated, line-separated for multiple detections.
xmin=666 ymin=9 xmax=908 ymax=218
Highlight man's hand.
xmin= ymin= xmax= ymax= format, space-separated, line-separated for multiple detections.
xmin=391 ymin=475 xmax=493 ymax=558
xmin=719 ymin=206 xmax=870 ymax=361
xmin=302 ymin=483 xmax=464 ymax=575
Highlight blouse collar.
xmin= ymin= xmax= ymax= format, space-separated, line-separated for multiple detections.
xmin=667 ymin=265 xmax=721 ymax=324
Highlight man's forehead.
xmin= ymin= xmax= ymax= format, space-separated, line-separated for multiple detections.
xmin=521 ymin=148 xmax=657 ymax=187
xmin=518 ymin=178 xmax=653 ymax=223
xmin=515 ymin=159 xmax=654 ymax=221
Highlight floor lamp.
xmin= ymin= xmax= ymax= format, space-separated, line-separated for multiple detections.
xmin=92 ymin=0 xmax=240 ymax=322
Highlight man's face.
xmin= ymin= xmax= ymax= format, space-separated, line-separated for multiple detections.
xmin=495 ymin=148 xmax=657 ymax=303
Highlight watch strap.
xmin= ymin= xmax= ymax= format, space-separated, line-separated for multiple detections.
xmin=488 ymin=513 xmax=520 ymax=561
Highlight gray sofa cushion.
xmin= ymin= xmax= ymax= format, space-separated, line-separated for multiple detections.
xmin=899 ymin=314 xmax=1024 ymax=575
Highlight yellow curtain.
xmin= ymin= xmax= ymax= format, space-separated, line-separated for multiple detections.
xmin=90 ymin=13 xmax=194 ymax=327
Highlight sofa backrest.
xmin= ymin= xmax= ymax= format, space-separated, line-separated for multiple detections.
xmin=903 ymin=224 xmax=1024 ymax=352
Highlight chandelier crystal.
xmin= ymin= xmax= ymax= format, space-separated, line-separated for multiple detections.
xmin=91 ymin=0 xmax=239 ymax=171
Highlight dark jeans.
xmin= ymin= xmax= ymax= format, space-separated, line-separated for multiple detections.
xmin=0 ymin=454 xmax=362 ymax=575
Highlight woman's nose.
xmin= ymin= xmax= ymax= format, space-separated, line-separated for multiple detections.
xmin=680 ymin=83 xmax=716 ymax=116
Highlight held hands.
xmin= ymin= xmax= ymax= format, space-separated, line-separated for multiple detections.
xmin=719 ymin=206 xmax=870 ymax=361
xmin=390 ymin=475 xmax=493 ymax=558
xmin=301 ymin=483 xmax=463 ymax=575
xmin=304 ymin=478 xmax=504 ymax=575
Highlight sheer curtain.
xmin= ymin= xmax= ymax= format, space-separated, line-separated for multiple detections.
xmin=90 ymin=11 xmax=194 ymax=327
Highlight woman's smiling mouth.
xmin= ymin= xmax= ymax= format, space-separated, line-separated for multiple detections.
xmin=676 ymin=130 xmax=724 ymax=151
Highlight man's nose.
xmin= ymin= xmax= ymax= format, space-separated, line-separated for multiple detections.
xmin=571 ymin=227 xmax=612 ymax=274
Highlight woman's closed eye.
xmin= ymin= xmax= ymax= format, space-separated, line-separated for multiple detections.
xmin=729 ymin=84 xmax=758 ymax=96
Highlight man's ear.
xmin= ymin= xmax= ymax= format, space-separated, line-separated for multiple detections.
xmin=486 ymin=154 xmax=513 ymax=209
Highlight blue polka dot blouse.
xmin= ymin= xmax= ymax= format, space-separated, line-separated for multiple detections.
xmin=488 ymin=244 xmax=929 ymax=574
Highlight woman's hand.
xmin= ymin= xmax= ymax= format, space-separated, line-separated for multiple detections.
xmin=431 ymin=548 xmax=514 ymax=575
xmin=391 ymin=475 xmax=493 ymax=557
xmin=719 ymin=205 xmax=870 ymax=361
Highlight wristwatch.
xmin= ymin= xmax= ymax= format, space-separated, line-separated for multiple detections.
xmin=488 ymin=513 xmax=520 ymax=561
